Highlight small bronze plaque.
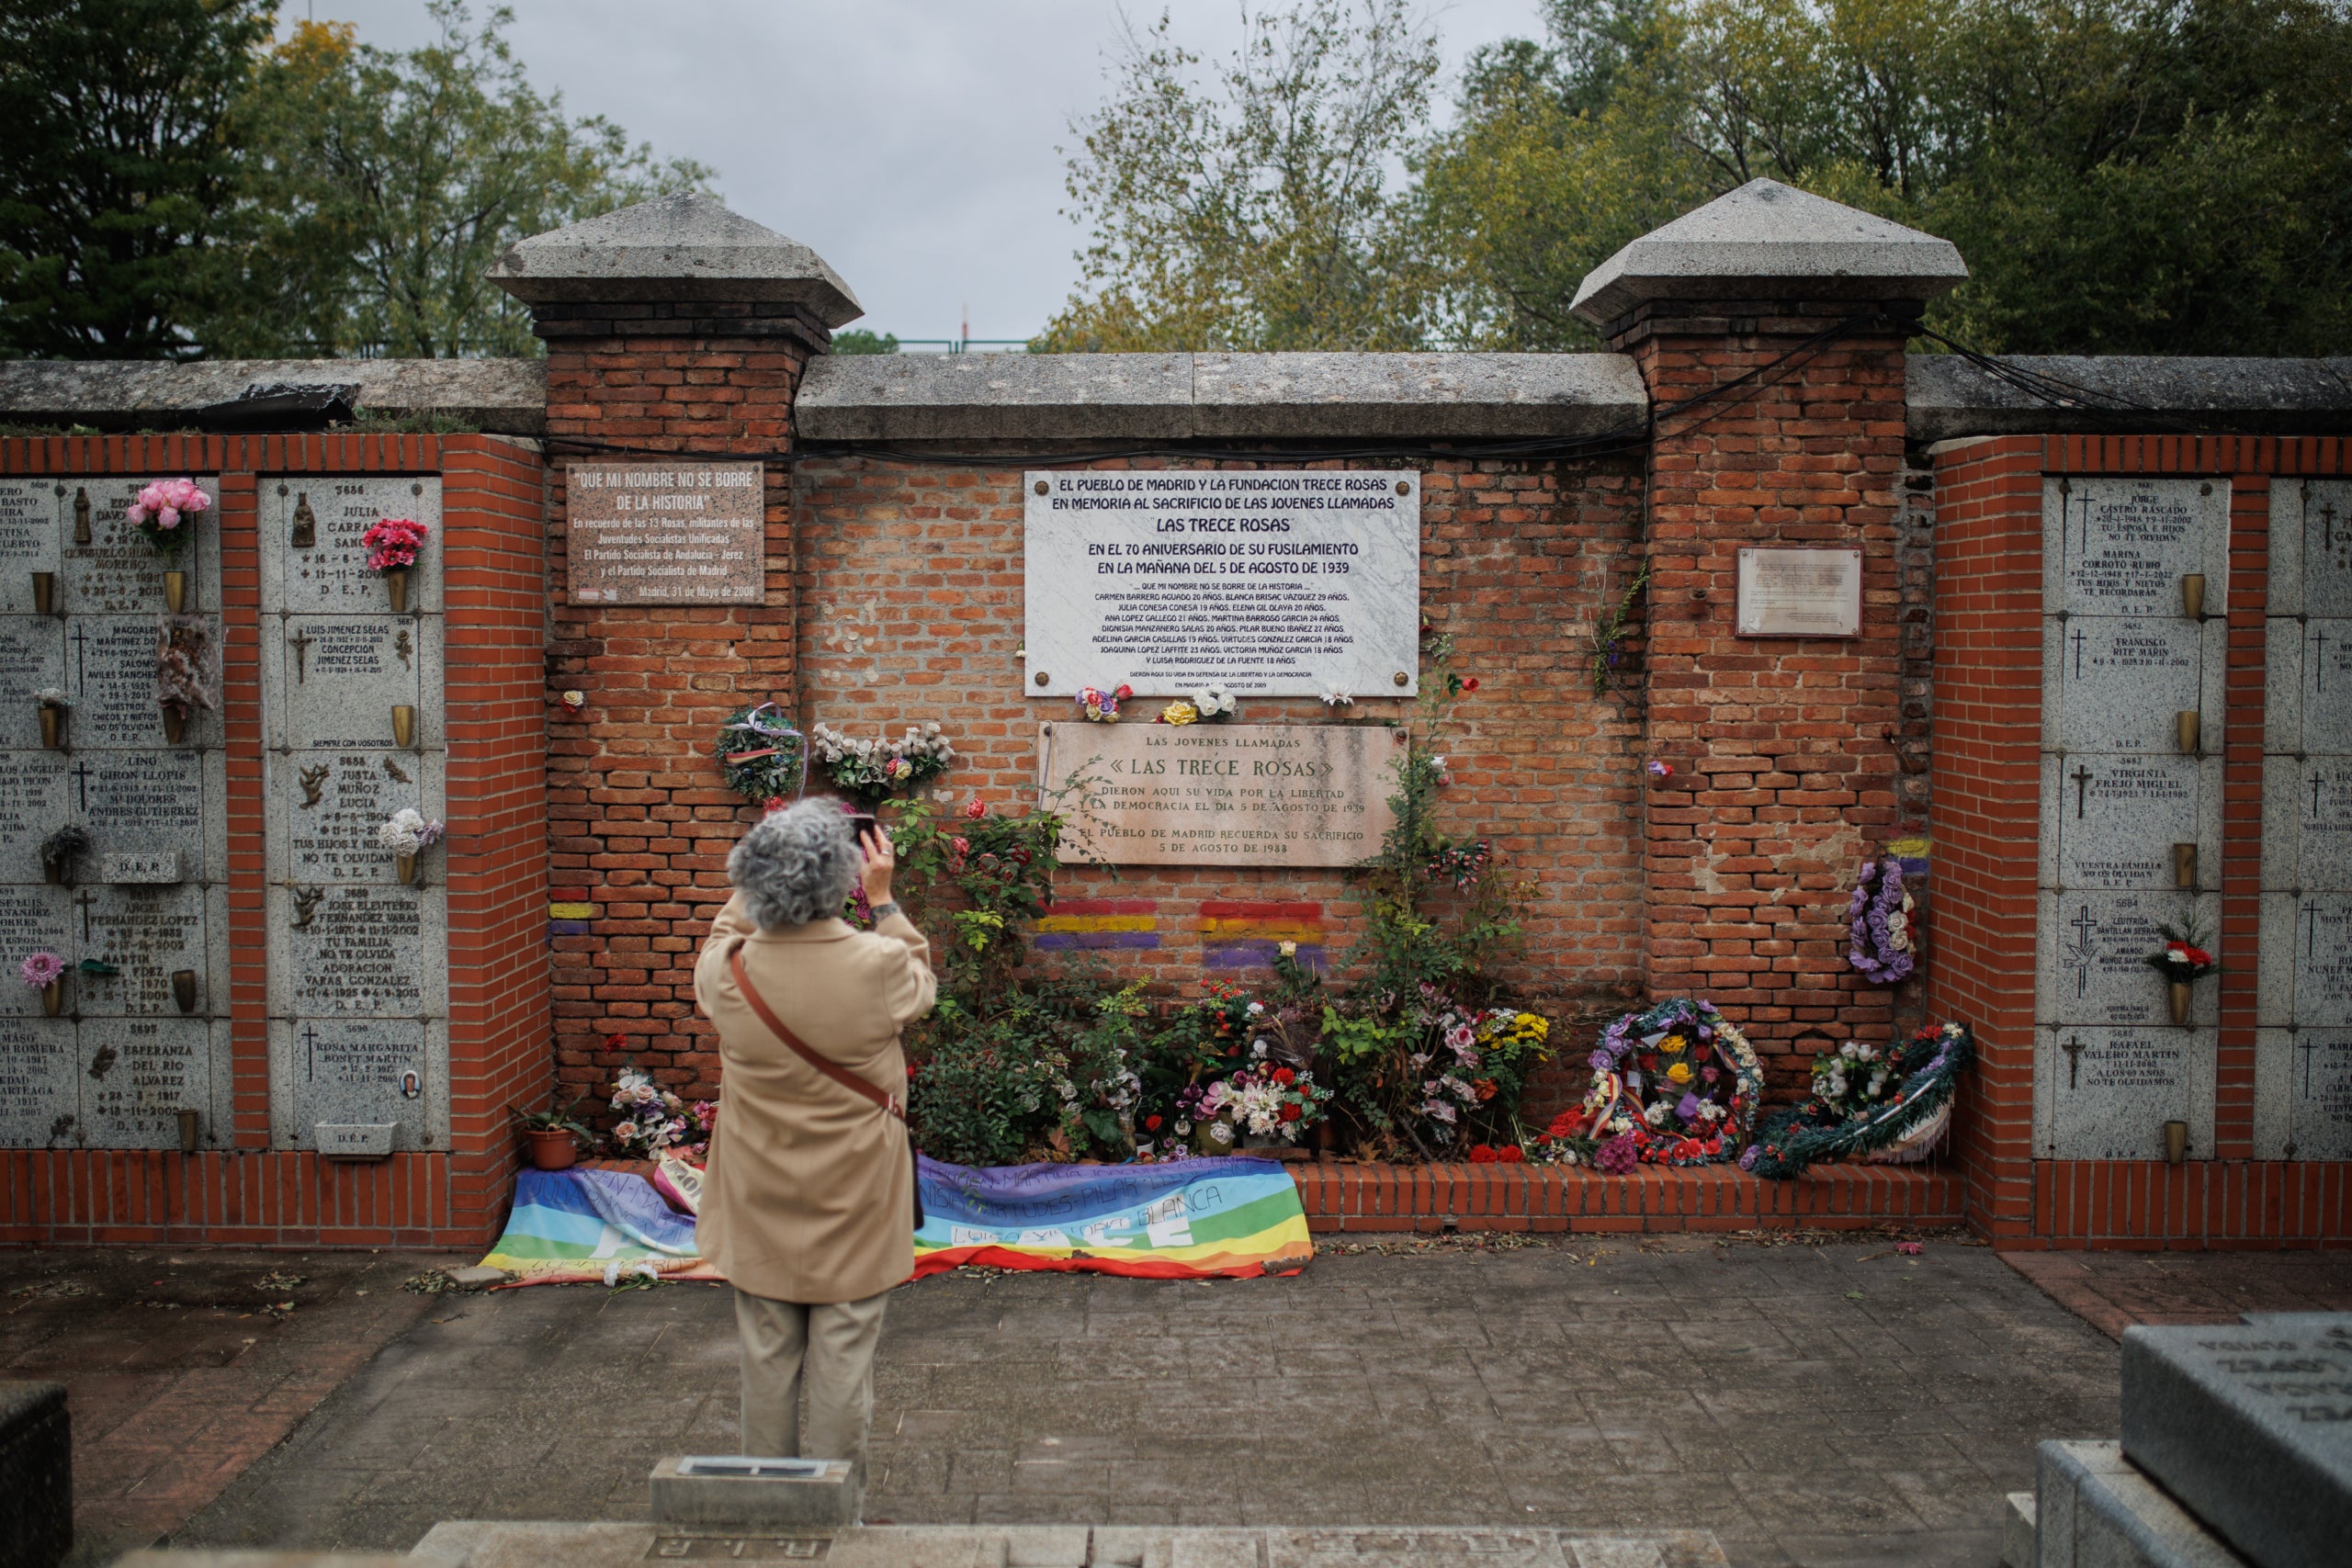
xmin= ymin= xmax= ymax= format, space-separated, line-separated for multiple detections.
xmin=567 ymin=462 xmax=764 ymax=606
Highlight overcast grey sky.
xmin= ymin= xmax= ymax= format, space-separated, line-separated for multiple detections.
xmin=301 ymin=2 xmax=1549 ymax=344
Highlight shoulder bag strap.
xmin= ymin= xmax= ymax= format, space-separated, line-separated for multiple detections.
xmin=729 ymin=942 xmax=905 ymax=1122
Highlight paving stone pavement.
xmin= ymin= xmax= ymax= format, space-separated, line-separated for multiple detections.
xmin=2000 ymin=1247 xmax=2352 ymax=1339
xmin=178 ymin=1234 xmax=2123 ymax=1568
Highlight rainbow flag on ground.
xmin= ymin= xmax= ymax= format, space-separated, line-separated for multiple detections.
xmin=913 ymin=1154 xmax=1312 ymax=1280
xmin=480 ymin=1168 xmax=723 ymax=1286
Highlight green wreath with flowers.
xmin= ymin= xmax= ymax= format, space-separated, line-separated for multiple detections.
xmin=713 ymin=704 xmax=807 ymax=807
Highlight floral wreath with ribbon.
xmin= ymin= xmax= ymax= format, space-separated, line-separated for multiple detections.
xmin=1578 ymin=997 xmax=1763 ymax=1167
xmin=713 ymin=703 xmax=807 ymax=808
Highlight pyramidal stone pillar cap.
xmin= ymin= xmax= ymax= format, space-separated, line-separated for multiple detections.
xmin=1569 ymin=178 xmax=1966 ymax=325
xmin=490 ymin=193 xmax=863 ymax=326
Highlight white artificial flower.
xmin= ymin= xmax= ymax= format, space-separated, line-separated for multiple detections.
xmin=1317 ymin=682 xmax=1352 ymax=708
xmin=1208 ymin=1122 xmax=1234 ymax=1145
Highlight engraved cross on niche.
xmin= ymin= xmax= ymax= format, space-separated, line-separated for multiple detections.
xmin=2315 ymin=628 xmax=2332 ymax=695
xmin=2298 ymin=1035 xmax=2319 ymax=1097
xmin=2322 ymin=501 xmax=2339 ymax=555
xmin=2070 ymin=627 xmax=2088 ymax=679
xmin=2061 ymin=1034 xmax=2087 ymax=1089
xmin=74 ymin=887 xmax=96 ymax=942
xmin=301 ymin=1022 xmax=321 ymax=1082
xmin=2313 ymin=772 xmax=2328 ymax=821
xmin=70 ymin=760 xmax=95 ymax=811
xmin=2065 ymin=905 xmax=2100 ymax=998
xmin=288 ymin=627 xmax=313 ymax=684
xmin=68 ymin=624 xmax=90 ymax=687
xmin=2072 ymin=763 xmax=2094 ymax=818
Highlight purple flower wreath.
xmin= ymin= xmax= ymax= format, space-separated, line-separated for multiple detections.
xmin=1847 ymin=858 xmax=1916 ymax=985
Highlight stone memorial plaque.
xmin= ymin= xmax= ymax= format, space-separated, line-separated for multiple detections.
xmin=2044 ymin=617 xmax=2210 ymax=754
xmin=2285 ymin=618 xmax=2352 ymax=756
xmin=285 ymin=1017 xmax=432 ymax=1151
xmin=99 ymin=850 xmax=181 ymax=884
xmin=78 ymin=1015 xmax=211 ymax=1148
xmin=67 ymin=614 xmax=220 ymax=749
xmin=1039 ymin=722 xmax=1405 ymax=867
xmin=76 ymin=750 xmax=208 ymax=871
xmin=2049 ymin=479 xmax=2224 ymax=618
xmin=0 ymin=887 xmax=71 ymax=1019
xmin=2276 ymin=1031 xmax=2352 ymax=1160
xmin=72 ymin=884 xmax=209 ymax=1017
xmin=316 ymin=1122 xmax=396 ymax=1158
xmin=272 ymin=883 xmax=443 ymax=1017
xmin=266 ymin=477 xmax=444 ymax=614
xmin=2299 ymin=479 xmax=2352 ymax=619
xmin=1735 ymin=547 xmax=1861 ymax=637
xmin=1023 ymin=469 xmax=1419 ymax=698
xmin=2045 ymin=755 xmax=2204 ymax=889
xmin=566 ymin=461 xmax=763 ymax=606
xmin=0 ymin=1017 xmax=82 ymax=1145
xmin=61 ymin=476 xmax=220 ymax=615
xmin=2042 ymin=1025 xmax=2210 ymax=1161
xmin=2281 ymin=896 xmax=2352 ymax=1027
xmin=2265 ymin=753 xmax=2352 ymax=893
xmin=268 ymin=615 xmax=431 ymax=750
xmin=2041 ymin=890 xmax=2216 ymax=1027
xmin=0 ymin=619 xmax=66 ymax=750
xmin=269 ymin=750 xmax=446 ymax=885
xmin=0 ymin=479 xmax=62 ymax=615
xmin=0 ymin=751 xmax=69 ymax=885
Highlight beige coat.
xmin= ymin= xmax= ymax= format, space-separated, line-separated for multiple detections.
xmin=693 ymin=893 xmax=936 ymax=1303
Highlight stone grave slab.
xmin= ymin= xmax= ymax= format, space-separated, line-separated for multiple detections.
xmin=71 ymin=883 xmax=218 ymax=1018
xmin=2294 ymin=479 xmax=2352 ymax=620
xmin=267 ymin=882 xmax=447 ymax=1019
xmin=0 ymin=1018 xmax=81 ymax=1145
xmin=0 ymin=887 xmax=71 ymax=1019
xmin=266 ymin=614 xmax=437 ymax=751
xmin=2041 ymin=755 xmax=2211 ymax=890
xmin=275 ymin=1017 xmax=442 ymax=1152
xmin=266 ymin=750 xmax=447 ymax=885
xmin=2044 ymin=478 xmax=2228 ymax=621
xmin=2038 ymin=1025 xmax=2214 ymax=1162
xmin=0 ymin=750 xmax=70 ymax=885
xmin=0 ymin=479 xmax=62 ymax=614
xmin=64 ymin=613 xmax=220 ymax=750
xmin=2267 ymin=617 xmax=2352 ymax=759
xmin=2038 ymin=890 xmax=2217 ymax=1028
xmin=74 ymin=748 xmax=217 ymax=880
xmin=264 ymin=476 xmax=444 ymax=615
xmin=60 ymin=475 xmax=222 ymax=615
xmin=2278 ymin=894 xmax=2352 ymax=1027
xmin=2120 ymin=1315 xmax=2352 ymax=1568
xmin=0 ymin=619 xmax=66 ymax=750
xmin=2042 ymin=616 xmax=2216 ymax=755
xmin=2259 ymin=753 xmax=2352 ymax=893
xmin=2253 ymin=1028 xmax=2352 ymax=1162
xmin=77 ymin=1014 xmax=213 ymax=1148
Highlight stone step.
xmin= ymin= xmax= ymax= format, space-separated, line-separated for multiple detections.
xmin=2120 ymin=1314 xmax=2352 ymax=1568
xmin=2034 ymin=1440 xmax=2247 ymax=1568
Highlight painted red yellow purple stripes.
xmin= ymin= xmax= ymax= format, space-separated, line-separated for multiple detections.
xmin=1035 ymin=897 xmax=1160 ymax=951
xmin=1199 ymin=899 xmax=1325 ymax=970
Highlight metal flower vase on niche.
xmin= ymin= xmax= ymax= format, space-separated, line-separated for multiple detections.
xmin=157 ymin=616 xmax=219 ymax=746
xmin=391 ymin=705 xmax=416 ymax=748
xmin=20 ymin=950 xmax=66 ymax=1017
xmin=2145 ymin=917 xmax=2217 ymax=1025
xmin=378 ymin=809 xmax=445 ymax=886
xmin=33 ymin=689 xmax=69 ymax=750
xmin=29 ymin=571 xmax=54 ymax=615
xmin=171 ymin=969 xmax=198 ymax=1014
xmin=363 ymin=515 xmax=430 ymax=614
xmin=129 ymin=478 xmax=210 ymax=609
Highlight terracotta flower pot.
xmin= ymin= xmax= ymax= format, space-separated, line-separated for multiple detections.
xmin=2168 ymin=980 xmax=2193 ymax=1026
xmin=525 ymin=1128 xmax=579 ymax=1170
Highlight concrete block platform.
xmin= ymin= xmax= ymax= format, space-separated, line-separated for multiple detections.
xmin=408 ymin=1523 xmax=1729 ymax=1568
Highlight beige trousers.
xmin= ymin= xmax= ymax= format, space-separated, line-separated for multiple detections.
xmin=734 ymin=1286 xmax=888 ymax=1480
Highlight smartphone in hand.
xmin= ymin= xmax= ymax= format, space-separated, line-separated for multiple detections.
xmin=848 ymin=813 xmax=880 ymax=848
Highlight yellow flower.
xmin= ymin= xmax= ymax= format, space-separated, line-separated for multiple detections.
xmin=1665 ymin=1061 xmax=1694 ymax=1085
xmin=1658 ymin=1034 xmax=1687 ymax=1055
xmin=1161 ymin=701 xmax=1198 ymax=726
xmin=1518 ymin=1013 xmax=1548 ymax=1039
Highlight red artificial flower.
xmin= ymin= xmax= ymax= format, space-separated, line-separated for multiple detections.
xmin=1498 ymin=1145 xmax=1524 ymax=1164
xmin=1473 ymin=1078 xmax=1498 ymax=1101
xmin=1272 ymin=1067 xmax=1295 ymax=1086
xmin=1468 ymin=1144 xmax=1496 ymax=1163
xmin=1280 ymin=1101 xmax=1303 ymax=1122
xmin=963 ymin=796 xmax=988 ymax=820
xmin=1145 ymin=1114 xmax=1163 ymax=1132
xmin=1114 ymin=683 xmax=1133 ymax=699
xmin=605 ymin=1032 xmax=627 ymax=1050
xmin=1546 ymin=1108 xmax=1589 ymax=1138
xmin=1463 ymin=677 xmax=1480 ymax=693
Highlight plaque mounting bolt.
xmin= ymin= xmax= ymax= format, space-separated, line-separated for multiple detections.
xmin=1035 ymin=480 xmax=1049 ymax=496
xmin=1035 ymin=671 xmax=1051 ymax=686
xmin=1392 ymin=671 xmax=1408 ymax=687
xmin=1396 ymin=480 xmax=1410 ymax=496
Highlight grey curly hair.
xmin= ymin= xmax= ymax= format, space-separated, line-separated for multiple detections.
xmin=729 ymin=799 xmax=861 ymax=930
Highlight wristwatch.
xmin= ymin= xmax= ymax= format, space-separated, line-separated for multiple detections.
xmin=869 ymin=900 xmax=902 ymax=923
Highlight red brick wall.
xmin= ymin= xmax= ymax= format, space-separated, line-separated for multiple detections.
xmin=1613 ymin=305 xmax=1916 ymax=1091
xmin=0 ymin=434 xmax=545 ymax=1246
xmin=1928 ymin=433 xmax=2352 ymax=1247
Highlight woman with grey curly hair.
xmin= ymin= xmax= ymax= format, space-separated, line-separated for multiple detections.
xmin=694 ymin=798 xmax=935 ymax=1505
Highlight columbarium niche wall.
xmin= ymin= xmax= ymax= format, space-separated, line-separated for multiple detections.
xmin=0 ymin=476 xmax=232 ymax=1149
xmin=2034 ymin=479 xmax=2228 ymax=1161
xmin=260 ymin=478 xmax=448 ymax=1157
xmin=2256 ymin=477 xmax=2352 ymax=1160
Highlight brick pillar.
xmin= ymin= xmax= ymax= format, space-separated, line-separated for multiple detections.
xmin=1569 ymin=179 xmax=1966 ymax=1083
xmin=491 ymin=194 xmax=863 ymax=1111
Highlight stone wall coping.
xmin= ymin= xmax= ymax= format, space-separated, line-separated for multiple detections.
xmin=490 ymin=194 xmax=862 ymax=323
xmin=0 ymin=356 xmax=548 ymax=436
xmin=1909 ymin=353 xmax=2352 ymax=441
xmin=795 ymin=351 xmax=1650 ymax=441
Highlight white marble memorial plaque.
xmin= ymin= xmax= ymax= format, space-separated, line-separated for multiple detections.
xmin=272 ymin=884 xmax=442 ymax=1017
xmin=1735 ymin=548 xmax=1861 ymax=637
xmin=2041 ymin=890 xmax=2217 ymax=1028
xmin=2267 ymin=1029 xmax=2352 ymax=1161
xmin=316 ymin=1122 xmax=396 ymax=1158
xmin=2279 ymin=896 xmax=2352 ymax=1028
xmin=265 ymin=477 xmax=444 ymax=614
xmin=269 ymin=751 xmax=446 ymax=885
xmin=61 ymin=476 xmax=221 ymax=615
xmin=267 ymin=615 xmax=433 ymax=750
xmin=1023 ymin=469 xmax=1419 ymax=698
xmin=79 ymin=1015 xmax=213 ymax=1148
xmin=2044 ymin=617 xmax=2216 ymax=754
xmin=0 ymin=620 xmax=66 ymax=750
xmin=0 ymin=479 xmax=62 ymax=615
xmin=0 ymin=887 xmax=71 ymax=1019
xmin=76 ymin=750 xmax=209 ymax=872
xmin=286 ymin=1017 xmax=432 ymax=1151
xmin=0 ymin=752 xmax=69 ymax=885
xmin=0 ymin=1017 xmax=81 ymax=1145
xmin=2044 ymin=754 xmax=2208 ymax=889
xmin=99 ymin=850 xmax=181 ymax=884
xmin=2041 ymin=1025 xmax=2211 ymax=1161
xmin=2294 ymin=480 xmax=2352 ymax=619
xmin=2047 ymin=479 xmax=2226 ymax=618
xmin=62 ymin=615 xmax=209 ymax=749
xmin=2263 ymin=754 xmax=2352 ymax=893
xmin=73 ymin=884 xmax=212 ymax=1017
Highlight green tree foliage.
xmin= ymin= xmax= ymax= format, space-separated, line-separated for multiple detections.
xmin=0 ymin=0 xmax=277 ymax=358
xmin=1418 ymin=0 xmax=2352 ymax=354
xmin=199 ymin=3 xmax=714 ymax=356
xmin=831 ymin=329 xmax=900 ymax=354
xmin=1036 ymin=0 xmax=1442 ymax=352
